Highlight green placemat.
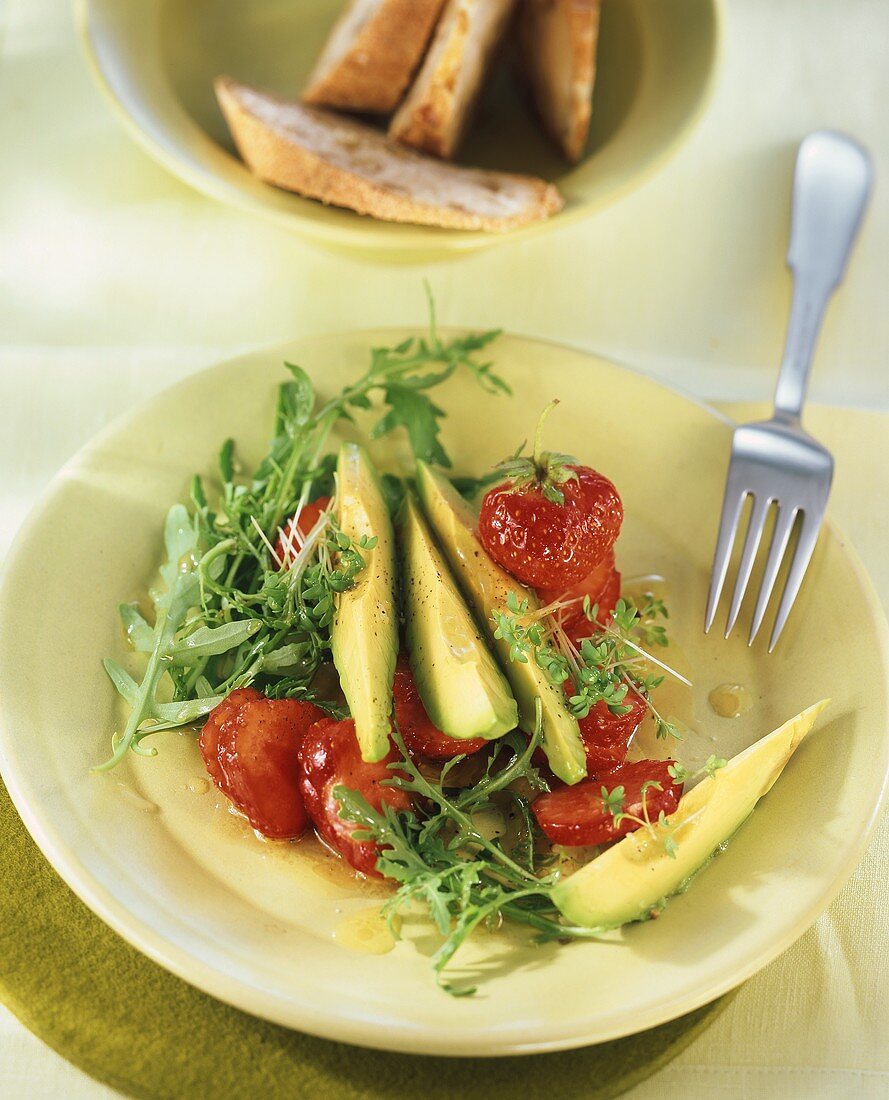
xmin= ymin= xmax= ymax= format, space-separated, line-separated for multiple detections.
xmin=0 ymin=778 xmax=729 ymax=1100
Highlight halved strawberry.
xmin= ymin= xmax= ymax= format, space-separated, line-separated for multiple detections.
xmin=532 ymin=759 xmax=682 ymax=847
xmin=274 ymin=495 xmax=332 ymax=568
xmin=199 ymin=688 xmax=323 ymax=838
xmin=392 ymin=657 xmax=488 ymax=759
xmin=298 ymin=717 xmax=413 ymax=877
xmin=577 ymin=690 xmax=647 ymax=773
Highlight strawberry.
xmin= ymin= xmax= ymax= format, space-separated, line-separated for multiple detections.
xmin=199 ymin=688 xmax=323 ymax=839
xmin=298 ymin=718 xmax=412 ymax=877
xmin=532 ymin=759 xmax=682 ymax=847
xmin=477 ymin=403 xmax=622 ymax=589
xmin=392 ymin=657 xmax=488 ymax=759
xmin=274 ymin=495 xmax=332 ymax=568
xmin=537 ymin=550 xmax=620 ymax=631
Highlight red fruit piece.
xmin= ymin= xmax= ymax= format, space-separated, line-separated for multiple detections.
xmin=574 ymin=568 xmax=621 ymax=636
xmin=478 ymin=464 xmax=623 ymax=590
xmin=274 ymin=495 xmax=332 ymax=568
xmin=392 ymin=657 xmax=488 ymax=759
xmin=577 ymin=691 xmax=647 ymax=773
xmin=532 ymin=759 xmax=682 ymax=847
xmin=533 ymin=684 xmax=646 ymax=777
xmin=199 ymin=687 xmax=324 ymax=839
xmin=538 ymin=550 xmax=619 ymax=631
xmin=298 ymin=717 xmax=413 ymax=877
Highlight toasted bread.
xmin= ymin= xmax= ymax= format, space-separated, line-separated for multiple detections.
xmin=216 ymin=77 xmax=563 ymax=231
xmin=517 ymin=0 xmax=601 ymax=163
xmin=389 ymin=0 xmax=517 ymax=160
xmin=302 ymin=0 xmax=447 ymax=113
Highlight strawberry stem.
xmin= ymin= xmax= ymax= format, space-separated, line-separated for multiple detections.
xmin=492 ymin=399 xmax=578 ymax=505
xmin=533 ymin=399 xmax=560 ymax=474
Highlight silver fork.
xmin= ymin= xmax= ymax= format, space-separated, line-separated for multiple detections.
xmin=705 ymin=131 xmax=873 ymax=651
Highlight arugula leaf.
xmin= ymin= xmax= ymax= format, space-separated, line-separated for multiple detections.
xmin=378 ymin=473 xmax=407 ymax=518
xmin=450 ymin=469 xmax=503 ymax=501
xmin=101 ymin=295 xmax=511 ymax=769
xmin=118 ymin=603 xmax=155 ymax=653
xmin=333 ymin=716 xmax=600 ymax=995
xmin=278 ymin=363 xmax=315 ymax=431
xmin=96 ymin=505 xmax=241 ymax=771
xmin=372 ymin=387 xmax=449 ymax=467
xmin=168 ymin=619 xmax=261 ymax=666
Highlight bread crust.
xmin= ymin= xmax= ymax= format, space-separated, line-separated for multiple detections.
xmin=302 ymin=0 xmax=447 ymax=113
xmin=517 ymin=0 xmax=601 ymax=163
xmin=216 ymin=77 xmax=563 ymax=232
xmin=389 ymin=0 xmax=517 ymax=160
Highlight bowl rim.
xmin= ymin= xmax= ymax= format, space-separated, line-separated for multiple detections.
xmin=73 ymin=0 xmax=726 ymax=260
xmin=1 ymin=328 xmax=887 ymax=1055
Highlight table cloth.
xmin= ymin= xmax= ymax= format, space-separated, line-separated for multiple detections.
xmin=1 ymin=0 xmax=887 ymax=1095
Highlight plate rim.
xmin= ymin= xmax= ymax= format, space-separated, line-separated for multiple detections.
xmin=0 ymin=768 xmax=738 ymax=1093
xmin=1 ymin=329 xmax=888 ymax=1056
xmin=72 ymin=0 xmax=725 ymax=259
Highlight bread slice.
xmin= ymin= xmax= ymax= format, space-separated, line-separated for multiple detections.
xmin=516 ymin=0 xmax=601 ymax=163
xmin=389 ymin=0 xmax=517 ymax=160
xmin=215 ymin=77 xmax=563 ymax=231
xmin=302 ymin=0 xmax=447 ymax=113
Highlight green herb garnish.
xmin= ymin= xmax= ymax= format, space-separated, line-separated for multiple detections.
xmin=99 ymin=303 xmax=507 ymax=770
xmin=334 ymin=710 xmax=602 ymax=995
xmin=493 ymin=593 xmax=689 ymax=741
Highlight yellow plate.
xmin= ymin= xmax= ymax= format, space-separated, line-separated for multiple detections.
xmin=0 ymin=332 xmax=886 ymax=1055
xmin=76 ymin=0 xmax=721 ymax=261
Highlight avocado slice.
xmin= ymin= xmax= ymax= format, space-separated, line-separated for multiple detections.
xmin=398 ymin=493 xmax=518 ymax=742
xmin=330 ymin=443 xmax=398 ymax=763
xmin=551 ymin=700 xmax=830 ymax=929
xmin=415 ymin=461 xmax=586 ymax=785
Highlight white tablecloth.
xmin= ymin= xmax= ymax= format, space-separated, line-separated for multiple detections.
xmin=1 ymin=0 xmax=887 ymax=1095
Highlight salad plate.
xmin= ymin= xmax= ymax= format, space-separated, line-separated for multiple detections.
xmin=0 ymin=329 xmax=887 ymax=1056
xmin=76 ymin=0 xmax=721 ymax=259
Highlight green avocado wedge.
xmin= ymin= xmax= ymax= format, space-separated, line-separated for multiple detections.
xmin=398 ymin=493 xmax=518 ymax=742
xmin=330 ymin=443 xmax=398 ymax=763
xmin=552 ymin=700 xmax=830 ymax=929
xmin=415 ymin=461 xmax=586 ymax=785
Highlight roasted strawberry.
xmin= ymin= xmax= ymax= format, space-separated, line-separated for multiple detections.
xmin=538 ymin=550 xmax=620 ymax=631
xmin=199 ymin=688 xmax=323 ymax=839
xmin=532 ymin=759 xmax=682 ymax=847
xmin=392 ymin=657 xmax=488 ymax=759
xmin=274 ymin=495 xmax=332 ymax=568
xmin=576 ymin=691 xmax=647 ymax=773
xmin=298 ymin=717 xmax=412 ymax=876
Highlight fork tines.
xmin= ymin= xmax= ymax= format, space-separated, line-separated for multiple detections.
xmin=704 ymin=423 xmax=833 ymax=651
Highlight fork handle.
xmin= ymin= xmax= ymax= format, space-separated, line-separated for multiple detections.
xmin=773 ymin=131 xmax=873 ymax=422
